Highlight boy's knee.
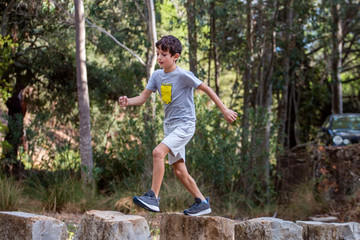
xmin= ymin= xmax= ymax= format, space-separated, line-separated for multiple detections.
xmin=152 ymin=143 xmax=170 ymax=160
xmin=153 ymin=147 xmax=165 ymax=159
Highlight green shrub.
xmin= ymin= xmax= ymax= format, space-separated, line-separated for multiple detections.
xmin=24 ymin=171 xmax=84 ymax=212
xmin=0 ymin=176 xmax=22 ymax=211
xmin=92 ymin=99 xmax=163 ymax=192
xmin=52 ymin=145 xmax=81 ymax=170
xmin=187 ymin=94 xmax=242 ymax=193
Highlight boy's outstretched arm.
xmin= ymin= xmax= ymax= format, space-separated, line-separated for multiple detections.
xmin=118 ymin=89 xmax=153 ymax=107
xmin=197 ymin=83 xmax=238 ymax=123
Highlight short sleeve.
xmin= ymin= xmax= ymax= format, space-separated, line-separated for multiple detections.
xmin=182 ymin=70 xmax=202 ymax=88
xmin=145 ymin=71 xmax=158 ymax=92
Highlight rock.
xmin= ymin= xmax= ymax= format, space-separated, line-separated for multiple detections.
xmin=160 ymin=212 xmax=234 ymax=240
xmin=74 ymin=210 xmax=150 ymax=240
xmin=296 ymin=221 xmax=360 ymax=240
xmin=0 ymin=211 xmax=67 ymax=240
xmin=235 ymin=217 xmax=303 ymax=240
xmin=308 ymin=216 xmax=338 ymax=222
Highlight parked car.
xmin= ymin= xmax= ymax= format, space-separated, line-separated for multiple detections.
xmin=317 ymin=113 xmax=360 ymax=146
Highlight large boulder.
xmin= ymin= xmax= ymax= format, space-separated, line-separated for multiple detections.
xmin=297 ymin=221 xmax=360 ymax=240
xmin=235 ymin=217 xmax=303 ymax=240
xmin=0 ymin=211 xmax=67 ymax=240
xmin=160 ymin=212 xmax=234 ymax=240
xmin=74 ymin=210 xmax=150 ymax=240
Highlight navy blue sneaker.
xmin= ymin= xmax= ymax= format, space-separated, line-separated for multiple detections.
xmin=133 ymin=190 xmax=160 ymax=212
xmin=183 ymin=197 xmax=211 ymax=216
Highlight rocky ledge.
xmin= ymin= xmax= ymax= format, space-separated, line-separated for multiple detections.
xmin=1 ymin=211 xmax=359 ymax=240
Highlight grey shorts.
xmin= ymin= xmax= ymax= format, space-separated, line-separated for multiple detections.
xmin=162 ymin=121 xmax=196 ymax=165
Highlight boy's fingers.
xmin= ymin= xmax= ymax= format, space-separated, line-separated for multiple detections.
xmin=118 ymin=96 xmax=127 ymax=106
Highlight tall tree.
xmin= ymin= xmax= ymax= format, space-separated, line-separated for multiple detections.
xmin=146 ymin=0 xmax=157 ymax=79
xmin=74 ymin=0 xmax=93 ymax=185
xmin=238 ymin=0 xmax=277 ymax=202
xmin=278 ymin=0 xmax=293 ymax=149
xmin=186 ymin=0 xmax=198 ymax=76
xmin=255 ymin=0 xmax=277 ymax=202
xmin=241 ymin=0 xmax=254 ymax=195
xmin=1 ymin=0 xmax=42 ymax=175
xmin=145 ymin=0 xmax=158 ymax=176
xmin=209 ymin=0 xmax=220 ymax=95
xmin=330 ymin=0 xmax=343 ymax=114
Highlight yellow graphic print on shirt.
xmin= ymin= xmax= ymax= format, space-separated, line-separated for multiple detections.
xmin=161 ymin=83 xmax=172 ymax=104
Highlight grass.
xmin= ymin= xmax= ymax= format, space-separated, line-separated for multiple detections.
xmin=23 ymin=170 xmax=107 ymax=213
xmin=66 ymin=223 xmax=78 ymax=240
xmin=0 ymin=176 xmax=23 ymax=211
xmin=160 ymin=176 xmax=194 ymax=212
xmin=278 ymin=182 xmax=324 ymax=221
xmin=0 ymin=169 xmax=330 ymax=230
xmin=24 ymin=171 xmax=81 ymax=212
xmin=110 ymin=175 xmax=194 ymax=214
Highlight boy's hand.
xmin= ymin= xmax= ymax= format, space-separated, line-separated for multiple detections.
xmin=223 ymin=108 xmax=238 ymax=123
xmin=118 ymin=96 xmax=128 ymax=107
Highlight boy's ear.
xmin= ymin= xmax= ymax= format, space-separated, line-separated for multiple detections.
xmin=174 ymin=53 xmax=180 ymax=61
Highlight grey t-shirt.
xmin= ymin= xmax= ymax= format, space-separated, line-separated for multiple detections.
xmin=146 ymin=66 xmax=202 ymax=124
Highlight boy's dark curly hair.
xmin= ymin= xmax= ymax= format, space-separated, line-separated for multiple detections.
xmin=156 ymin=35 xmax=182 ymax=56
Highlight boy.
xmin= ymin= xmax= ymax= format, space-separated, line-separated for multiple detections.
xmin=118 ymin=35 xmax=237 ymax=216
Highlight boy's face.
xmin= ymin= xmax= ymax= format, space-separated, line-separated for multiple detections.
xmin=156 ymin=47 xmax=179 ymax=72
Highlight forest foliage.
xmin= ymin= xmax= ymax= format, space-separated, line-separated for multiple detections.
xmin=0 ymin=0 xmax=360 ymax=219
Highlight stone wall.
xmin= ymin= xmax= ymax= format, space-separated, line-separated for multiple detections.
xmin=278 ymin=143 xmax=360 ymax=202
xmin=1 ymin=211 xmax=360 ymax=240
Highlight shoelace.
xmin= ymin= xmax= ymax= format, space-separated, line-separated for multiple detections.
xmin=143 ymin=192 xmax=160 ymax=201
xmin=188 ymin=202 xmax=201 ymax=210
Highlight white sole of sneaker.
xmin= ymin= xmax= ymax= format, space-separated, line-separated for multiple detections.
xmin=185 ymin=208 xmax=212 ymax=216
xmin=135 ymin=197 xmax=160 ymax=212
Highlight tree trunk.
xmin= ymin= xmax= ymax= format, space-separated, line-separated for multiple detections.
xmin=145 ymin=0 xmax=158 ymax=120
xmin=258 ymin=38 xmax=274 ymax=203
xmin=186 ymin=0 xmax=198 ymax=76
xmin=210 ymin=0 xmax=220 ymax=95
xmin=146 ymin=0 xmax=157 ymax=79
xmin=144 ymin=0 xmax=158 ymax=180
xmin=255 ymin=0 xmax=277 ymax=203
xmin=207 ymin=45 xmax=211 ymax=86
xmin=3 ymin=87 xmax=25 ymax=177
xmin=330 ymin=2 xmax=343 ymax=114
xmin=278 ymin=0 xmax=293 ymax=150
xmin=1 ymin=0 xmax=16 ymax=36
xmin=241 ymin=0 xmax=254 ymax=194
xmin=1 ymin=65 xmax=33 ymax=177
xmin=213 ymin=43 xmax=220 ymax=96
xmin=74 ymin=0 xmax=94 ymax=185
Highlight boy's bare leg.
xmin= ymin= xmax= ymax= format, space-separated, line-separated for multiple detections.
xmin=151 ymin=143 xmax=170 ymax=198
xmin=172 ymin=160 xmax=206 ymax=201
